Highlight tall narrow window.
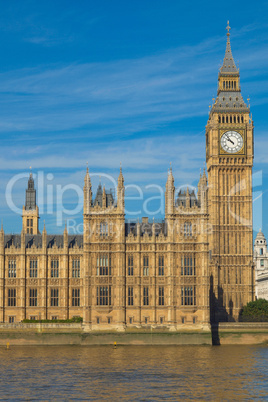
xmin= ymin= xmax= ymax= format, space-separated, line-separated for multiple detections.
xmin=8 ymin=260 xmax=16 ymax=278
xmin=72 ymin=289 xmax=80 ymax=306
xmin=143 ymin=256 xmax=149 ymax=276
xmin=128 ymin=256 xmax=133 ymax=276
xmin=97 ymin=255 xmax=110 ymax=276
xmin=184 ymin=222 xmax=192 ymax=237
xmin=181 ymin=255 xmax=195 ymax=275
xmin=143 ymin=287 xmax=149 ymax=305
xmin=29 ymin=289 xmax=37 ymax=307
xmin=100 ymin=222 xmax=108 ymax=235
xmin=96 ymin=286 xmax=111 ymax=306
xmin=30 ymin=259 xmax=38 ymax=278
xmin=72 ymin=259 xmax=80 ymax=278
xmin=8 ymin=289 xmax=16 ymax=306
xmin=128 ymin=287 xmax=133 ymax=306
xmin=181 ymin=286 xmax=196 ymax=306
xmin=158 ymin=256 xmax=164 ymax=276
xmin=51 ymin=289 xmax=59 ymax=307
xmin=51 ymin=259 xmax=59 ymax=278
xmin=159 ymin=287 xmax=164 ymax=305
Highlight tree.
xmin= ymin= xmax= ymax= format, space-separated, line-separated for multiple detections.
xmin=240 ymin=299 xmax=268 ymax=322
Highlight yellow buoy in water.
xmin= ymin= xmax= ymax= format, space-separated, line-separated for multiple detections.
xmin=6 ymin=342 xmax=10 ymax=350
xmin=114 ymin=341 xmax=117 ymax=349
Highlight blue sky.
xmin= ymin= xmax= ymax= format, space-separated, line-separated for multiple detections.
xmin=0 ymin=0 xmax=267 ymax=237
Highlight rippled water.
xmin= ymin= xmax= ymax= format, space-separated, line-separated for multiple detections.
xmin=0 ymin=345 xmax=267 ymax=401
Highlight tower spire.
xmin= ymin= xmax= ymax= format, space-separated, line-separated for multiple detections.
xmin=211 ymin=22 xmax=249 ymax=114
xmin=22 ymin=170 xmax=39 ymax=234
xmin=220 ymin=20 xmax=239 ymax=75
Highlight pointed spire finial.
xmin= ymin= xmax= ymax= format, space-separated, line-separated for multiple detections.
xmin=203 ymin=162 xmax=206 ymax=176
xmin=86 ymin=161 xmax=89 ymax=173
xmin=170 ymin=162 xmax=172 ymax=173
xmin=64 ymin=220 xmax=68 ymax=235
xmin=226 ymin=21 xmax=231 ymax=37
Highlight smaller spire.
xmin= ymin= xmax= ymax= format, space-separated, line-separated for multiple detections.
xmin=42 ymin=220 xmax=47 ymax=234
xmin=118 ymin=163 xmax=124 ymax=187
xmin=64 ymin=222 xmax=68 ymax=247
xmin=203 ymin=164 xmax=206 ymax=178
xmin=102 ymin=185 xmax=106 ymax=208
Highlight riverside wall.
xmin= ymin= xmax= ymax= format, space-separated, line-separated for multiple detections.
xmin=0 ymin=323 xmax=268 ymax=347
xmin=0 ymin=323 xmax=267 ymax=346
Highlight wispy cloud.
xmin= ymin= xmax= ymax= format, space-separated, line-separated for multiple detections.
xmin=0 ymin=21 xmax=267 ymax=232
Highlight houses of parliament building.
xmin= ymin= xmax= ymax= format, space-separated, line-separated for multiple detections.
xmin=0 ymin=25 xmax=255 ymax=329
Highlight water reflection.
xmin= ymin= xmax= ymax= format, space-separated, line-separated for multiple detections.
xmin=0 ymin=345 xmax=267 ymax=400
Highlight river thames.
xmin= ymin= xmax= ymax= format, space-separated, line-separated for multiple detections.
xmin=0 ymin=345 xmax=267 ymax=401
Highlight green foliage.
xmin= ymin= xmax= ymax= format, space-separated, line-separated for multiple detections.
xmin=240 ymin=299 xmax=268 ymax=322
xmin=22 ymin=316 xmax=83 ymax=324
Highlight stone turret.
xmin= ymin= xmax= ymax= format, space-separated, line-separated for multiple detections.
xmin=198 ymin=167 xmax=208 ymax=213
xmin=83 ymin=166 xmax=92 ymax=215
xmin=22 ymin=171 xmax=39 ymax=234
xmin=64 ymin=222 xmax=68 ymax=249
xmin=165 ymin=167 xmax=175 ymax=216
xmin=0 ymin=224 xmax=4 ymax=251
xmin=21 ymin=226 xmax=25 ymax=250
xmin=102 ymin=186 xmax=106 ymax=208
xmin=42 ymin=222 xmax=47 ymax=251
xmin=117 ymin=165 xmax=125 ymax=211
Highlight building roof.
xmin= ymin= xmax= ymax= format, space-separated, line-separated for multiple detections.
xmin=4 ymin=234 xmax=83 ymax=249
xmin=212 ymin=91 xmax=249 ymax=113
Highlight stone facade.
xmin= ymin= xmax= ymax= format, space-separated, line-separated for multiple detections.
xmin=0 ymin=25 xmax=255 ymax=328
xmin=254 ymin=230 xmax=268 ymax=300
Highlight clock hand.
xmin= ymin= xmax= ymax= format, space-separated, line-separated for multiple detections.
xmin=226 ymin=135 xmax=234 ymax=145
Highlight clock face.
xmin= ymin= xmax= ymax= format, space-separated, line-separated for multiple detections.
xmin=221 ymin=131 xmax=244 ymax=153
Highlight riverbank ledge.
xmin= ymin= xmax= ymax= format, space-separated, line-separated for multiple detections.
xmin=0 ymin=323 xmax=267 ymax=346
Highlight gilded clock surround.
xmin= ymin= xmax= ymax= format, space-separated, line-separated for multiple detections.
xmin=219 ymin=129 xmax=246 ymax=155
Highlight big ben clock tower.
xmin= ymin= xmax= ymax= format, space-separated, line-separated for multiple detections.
xmin=206 ymin=22 xmax=254 ymax=321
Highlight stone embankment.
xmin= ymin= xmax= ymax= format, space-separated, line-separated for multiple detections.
xmin=0 ymin=323 xmax=267 ymax=346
